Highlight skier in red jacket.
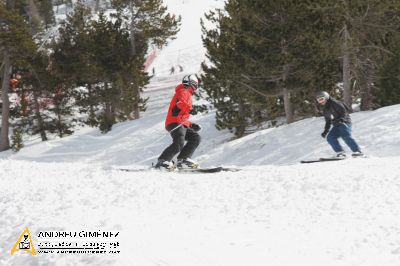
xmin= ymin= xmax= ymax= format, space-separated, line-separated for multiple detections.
xmin=155 ymin=74 xmax=202 ymax=170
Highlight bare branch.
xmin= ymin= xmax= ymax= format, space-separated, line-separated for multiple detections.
xmin=237 ymin=80 xmax=280 ymax=97
xmin=362 ymin=22 xmax=397 ymax=31
xmin=241 ymin=74 xmax=282 ymax=83
xmin=359 ymin=45 xmax=393 ymax=55
xmin=362 ymin=3 xmax=370 ymax=21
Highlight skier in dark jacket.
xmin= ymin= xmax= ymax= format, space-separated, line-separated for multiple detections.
xmin=155 ymin=74 xmax=202 ymax=169
xmin=317 ymin=91 xmax=363 ymax=158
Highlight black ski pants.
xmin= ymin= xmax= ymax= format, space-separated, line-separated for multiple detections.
xmin=158 ymin=123 xmax=201 ymax=162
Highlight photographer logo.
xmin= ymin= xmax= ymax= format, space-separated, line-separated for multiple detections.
xmin=11 ymin=227 xmax=36 ymax=256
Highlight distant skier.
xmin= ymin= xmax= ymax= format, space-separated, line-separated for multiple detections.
xmin=155 ymin=74 xmax=202 ymax=169
xmin=316 ymin=91 xmax=364 ymax=158
xmin=169 ymin=66 xmax=175 ymax=75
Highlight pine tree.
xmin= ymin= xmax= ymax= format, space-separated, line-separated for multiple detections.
xmin=0 ymin=2 xmax=36 ymax=151
xmin=111 ymin=0 xmax=180 ymax=119
xmin=11 ymin=127 xmax=24 ymax=151
xmin=35 ymin=0 xmax=55 ymax=27
xmin=19 ymin=0 xmax=56 ymax=142
xmin=50 ymin=2 xmax=96 ymax=132
xmin=51 ymin=5 xmax=150 ymax=133
xmin=7 ymin=0 xmax=57 ymax=144
xmin=23 ymin=51 xmax=60 ymax=141
xmin=201 ymin=0 xmax=341 ymax=136
xmin=335 ymin=0 xmax=400 ymax=110
xmin=377 ymin=34 xmax=400 ymax=106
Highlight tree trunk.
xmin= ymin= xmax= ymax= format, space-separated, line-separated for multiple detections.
xmin=342 ymin=24 xmax=353 ymax=112
xmin=359 ymin=60 xmax=375 ymax=111
xmin=104 ymin=83 xmax=115 ymax=124
xmin=133 ymin=85 xmax=140 ymax=119
xmin=236 ymin=97 xmax=246 ymax=137
xmin=87 ymin=84 xmax=96 ymax=126
xmin=0 ymin=52 xmax=11 ymax=151
xmin=129 ymin=3 xmax=137 ymax=57
xmin=282 ymin=87 xmax=294 ymax=124
xmin=282 ymin=64 xmax=294 ymax=124
xmin=33 ymin=91 xmax=47 ymax=141
xmin=105 ymin=103 xmax=114 ymax=123
xmin=27 ymin=0 xmax=42 ymax=33
xmin=129 ymin=3 xmax=141 ymax=119
xmin=56 ymin=109 xmax=63 ymax=138
xmin=360 ymin=87 xmax=372 ymax=111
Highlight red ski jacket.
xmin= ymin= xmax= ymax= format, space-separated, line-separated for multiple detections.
xmin=165 ymin=84 xmax=193 ymax=128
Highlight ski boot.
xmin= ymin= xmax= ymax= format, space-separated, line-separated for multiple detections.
xmin=335 ymin=152 xmax=347 ymax=159
xmin=352 ymin=151 xmax=365 ymax=158
xmin=154 ymin=160 xmax=175 ymax=171
xmin=176 ymin=158 xmax=200 ymax=169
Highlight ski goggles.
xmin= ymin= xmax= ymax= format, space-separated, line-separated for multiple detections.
xmin=317 ymin=97 xmax=326 ymax=103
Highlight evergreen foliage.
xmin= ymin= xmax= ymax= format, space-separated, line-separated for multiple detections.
xmin=0 ymin=3 xmax=37 ymax=63
xmin=111 ymin=0 xmax=181 ymax=119
xmin=36 ymin=0 xmax=55 ymax=27
xmin=50 ymin=0 xmax=179 ymax=132
xmin=201 ymin=0 xmax=340 ymax=136
xmin=334 ymin=0 xmax=400 ymax=110
xmin=377 ymin=35 xmax=400 ymax=106
xmin=0 ymin=1 xmax=37 ymax=151
xmin=2 ymin=0 xmax=400 ymax=150
xmin=202 ymin=0 xmax=400 ymax=137
xmin=10 ymin=127 xmax=24 ymax=151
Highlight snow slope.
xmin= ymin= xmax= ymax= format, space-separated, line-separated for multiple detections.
xmin=1 ymin=0 xmax=400 ymax=265
xmin=150 ymin=0 xmax=224 ymax=76
xmin=1 ymin=100 xmax=400 ymax=266
xmin=5 ymin=103 xmax=400 ymax=167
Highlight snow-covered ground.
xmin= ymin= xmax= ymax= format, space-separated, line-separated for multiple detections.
xmin=1 ymin=0 xmax=400 ymax=265
xmin=2 ymin=88 xmax=400 ymax=266
xmin=2 ymin=155 xmax=400 ymax=266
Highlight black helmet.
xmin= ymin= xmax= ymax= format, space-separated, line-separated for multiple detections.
xmin=182 ymin=74 xmax=200 ymax=90
xmin=316 ymin=91 xmax=330 ymax=100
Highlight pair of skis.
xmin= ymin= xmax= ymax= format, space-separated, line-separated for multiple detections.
xmin=117 ymin=155 xmax=365 ymax=172
xmin=300 ymin=155 xmax=366 ymax=164
xmin=118 ymin=166 xmax=240 ymax=173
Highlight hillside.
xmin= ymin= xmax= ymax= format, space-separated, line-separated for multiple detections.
xmin=3 ymin=101 xmax=400 ymax=167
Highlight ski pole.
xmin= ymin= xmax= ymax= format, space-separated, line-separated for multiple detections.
xmin=169 ymin=123 xmax=182 ymax=133
xmin=150 ymin=124 xmax=183 ymax=145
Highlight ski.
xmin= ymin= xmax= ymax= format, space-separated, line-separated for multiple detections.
xmin=116 ymin=166 xmax=240 ymax=173
xmin=300 ymin=157 xmax=346 ymax=164
xmin=117 ymin=167 xmax=157 ymax=172
xmin=300 ymin=159 xmax=324 ymax=164
xmin=320 ymin=157 xmax=347 ymax=161
xmin=301 ymin=155 xmax=369 ymax=163
xmin=177 ymin=166 xmax=240 ymax=173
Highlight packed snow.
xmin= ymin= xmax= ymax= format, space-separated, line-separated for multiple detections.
xmin=1 ymin=0 xmax=400 ymax=265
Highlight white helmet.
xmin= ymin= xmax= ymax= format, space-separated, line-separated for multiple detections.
xmin=182 ymin=74 xmax=200 ymax=90
xmin=316 ymin=91 xmax=330 ymax=100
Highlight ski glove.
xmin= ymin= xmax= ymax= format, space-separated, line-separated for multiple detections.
xmin=321 ymin=131 xmax=328 ymax=138
xmin=190 ymin=123 xmax=202 ymax=132
xmin=332 ymin=118 xmax=345 ymax=125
